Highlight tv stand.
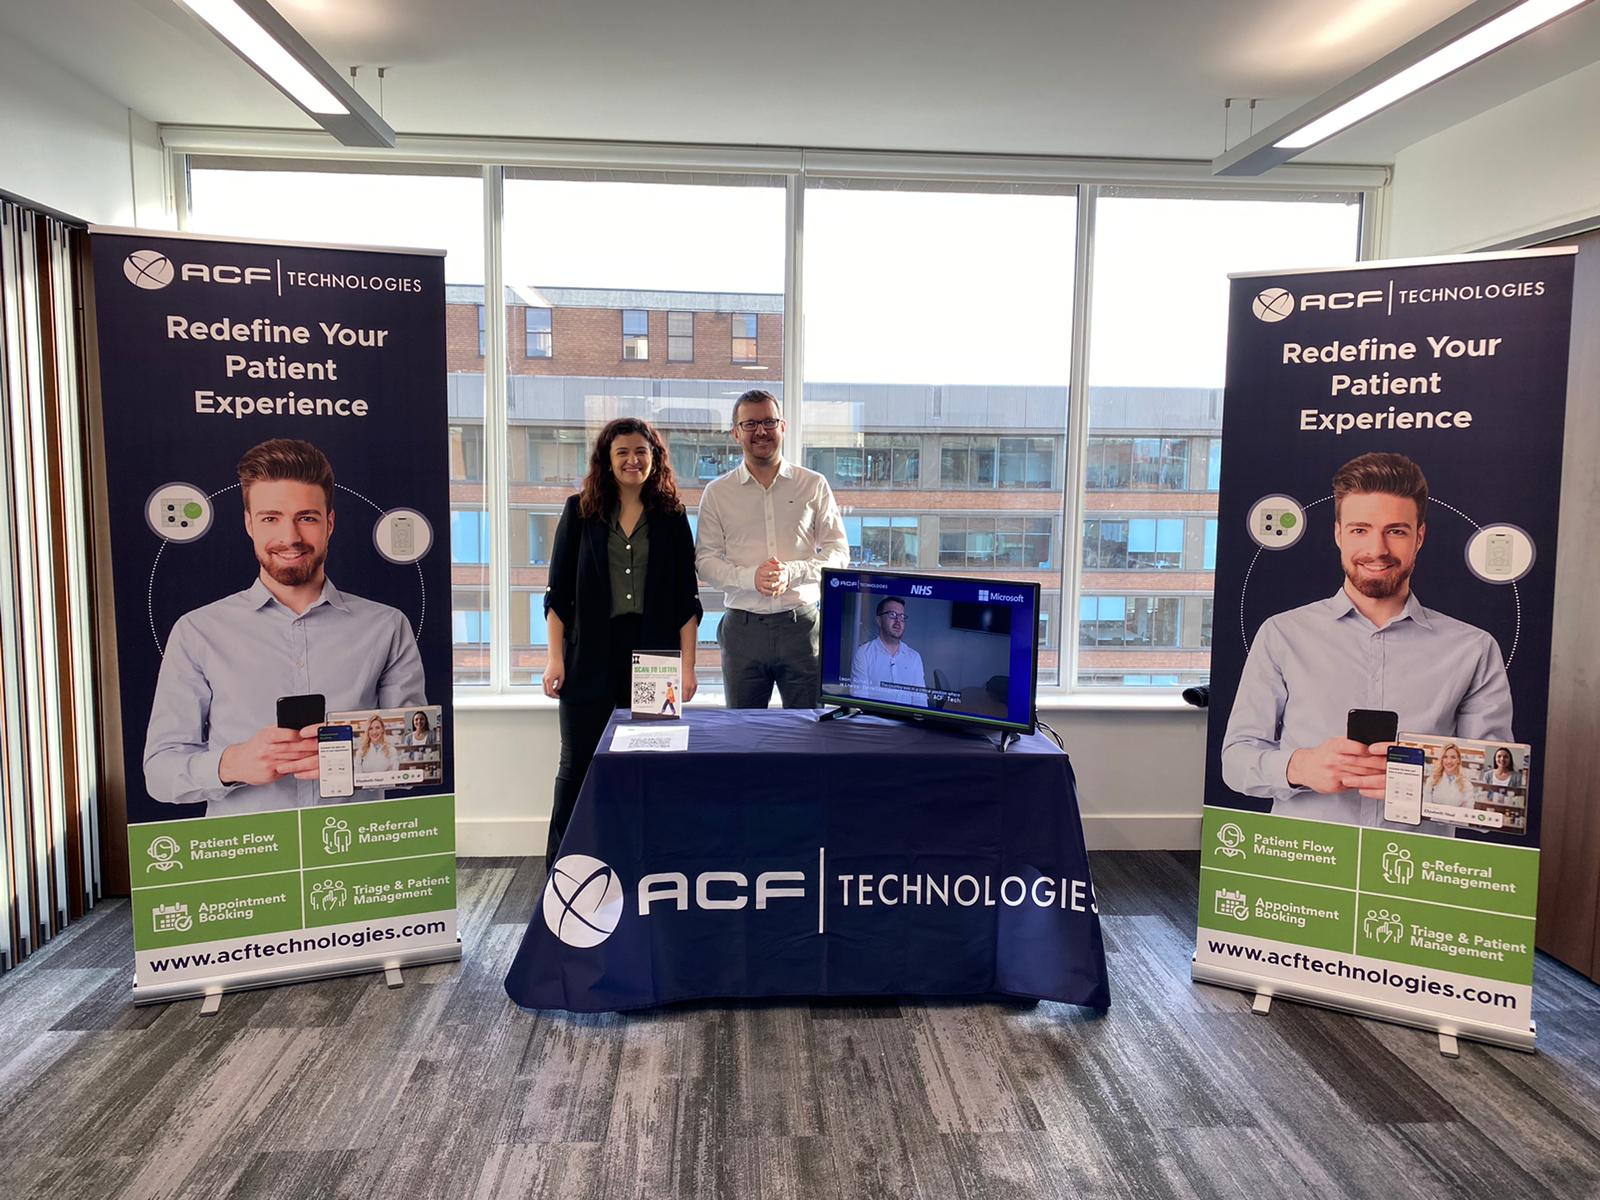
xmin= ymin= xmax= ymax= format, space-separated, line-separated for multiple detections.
xmin=818 ymin=705 xmax=866 ymax=723
xmin=996 ymin=731 xmax=1020 ymax=753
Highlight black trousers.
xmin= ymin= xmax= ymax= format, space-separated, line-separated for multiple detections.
xmin=547 ymin=614 xmax=641 ymax=863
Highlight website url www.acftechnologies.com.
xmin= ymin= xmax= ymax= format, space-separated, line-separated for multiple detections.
xmin=147 ymin=921 xmax=448 ymax=975
xmin=1204 ymin=939 xmax=1519 ymax=1011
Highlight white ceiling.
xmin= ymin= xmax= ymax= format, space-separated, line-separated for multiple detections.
xmin=5 ymin=0 xmax=1599 ymax=166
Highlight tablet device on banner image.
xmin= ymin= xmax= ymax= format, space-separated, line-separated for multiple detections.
xmin=1396 ymin=732 xmax=1532 ymax=835
xmin=317 ymin=725 xmax=355 ymax=799
xmin=819 ymin=568 xmax=1040 ymax=735
xmin=327 ymin=705 xmax=445 ymax=790
xmin=631 ymin=651 xmax=683 ymax=720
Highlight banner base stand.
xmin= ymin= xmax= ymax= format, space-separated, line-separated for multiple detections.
xmin=1192 ymin=957 xmax=1536 ymax=1054
xmin=133 ymin=943 xmax=461 ymax=1006
xmin=385 ymin=966 xmax=405 ymax=989
xmin=200 ymin=992 xmax=222 ymax=1016
xmin=1439 ymin=1032 xmax=1460 ymax=1058
xmin=1251 ymin=990 xmax=1272 ymax=1015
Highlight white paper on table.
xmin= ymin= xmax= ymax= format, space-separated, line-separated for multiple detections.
xmin=610 ymin=723 xmax=691 ymax=753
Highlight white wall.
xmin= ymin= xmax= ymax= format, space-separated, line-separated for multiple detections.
xmin=1386 ymin=58 xmax=1600 ymax=256
xmin=453 ymin=700 xmax=1209 ymax=856
xmin=0 ymin=36 xmax=166 ymax=226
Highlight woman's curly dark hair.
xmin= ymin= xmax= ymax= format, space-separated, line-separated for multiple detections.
xmin=578 ymin=417 xmax=684 ymax=519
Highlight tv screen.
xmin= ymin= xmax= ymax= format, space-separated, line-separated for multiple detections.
xmin=819 ymin=569 xmax=1040 ymax=734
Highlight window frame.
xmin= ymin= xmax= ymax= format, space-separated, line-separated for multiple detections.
xmin=174 ymin=150 xmax=1371 ymax=699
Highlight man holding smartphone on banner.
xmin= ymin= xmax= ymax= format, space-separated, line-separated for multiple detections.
xmin=1221 ymin=452 xmax=1513 ymax=830
xmin=144 ymin=439 xmax=427 ymax=816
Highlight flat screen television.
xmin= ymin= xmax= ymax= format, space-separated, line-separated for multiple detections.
xmin=819 ymin=568 xmax=1040 ymax=736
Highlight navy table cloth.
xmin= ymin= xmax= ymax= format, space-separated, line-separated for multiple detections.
xmin=505 ymin=709 xmax=1110 ymax=1012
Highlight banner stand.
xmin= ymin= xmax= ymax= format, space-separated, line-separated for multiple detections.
xmin=1191 ymin=958 xmax=1535 ymax=1053
xmin=135 ymin=942 xmax=461 ymax=1007
xmin=1190 ymin=248 xmax=1575 ymax=1055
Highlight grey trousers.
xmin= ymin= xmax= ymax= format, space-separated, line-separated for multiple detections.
xmin=718 ymin=604 xmax=821 ymax=708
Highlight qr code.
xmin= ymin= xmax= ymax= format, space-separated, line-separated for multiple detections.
xmin=633 ymin=681 xmax=656 ymax=705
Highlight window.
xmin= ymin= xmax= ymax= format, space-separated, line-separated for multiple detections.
xmin=622 ymin=309 xmax=649 ymax=359
xmin=518 ymin=427 xmax=588 ymax=485
xmin=939 ymin=436 xmax=1054 ymax=490
xmin=477 ymin=304 xmax=487 ymax=356
xmin=1074 ymin=190 xmax=1360 ymax=685
xmin=1085 ymin=436 xmax=1188 ymax=490
xmin=939 ymin=517 xmax=1053 ymax=569
xmin=453 ymin=600 xmax=491 ymax=644
xmin=668 ymin=311 xmax=694 ymax=361
xmin=668 ymin=431 xmax=740 ymax=482
xmin=1077 ymin=596 xmax=1182 ymax=647
xmin=699 ymin=610 xmax=725 ymax=645
xmin=451 ymin=510 xmax=491 ymax=564
xmin=449 ymin=424 xmax=484 ymax=482
xmin=525 ymin=307 xmax=552 ymax=358
xmin=731 ymin=313 xmax=758 ymax=362
xmin=807 ymin=436 xmax=920 ymax=489
xmin=1201 ymin=598 xmax=1215 ymax=648
xmin=503 ymin=168 xmax=786 ymax=687
xmin=529 ymin=512 xmax=559 ymax=565
xmin=844 ymin=515 xmax=920 ymax=567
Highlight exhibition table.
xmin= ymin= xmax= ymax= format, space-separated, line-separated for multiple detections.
xmin=505 ymin=709 xmax=1110 ymax=1012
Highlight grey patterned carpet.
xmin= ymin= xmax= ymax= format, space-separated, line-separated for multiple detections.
xmin=2 ymin=851 xmax=1597 ymax=1199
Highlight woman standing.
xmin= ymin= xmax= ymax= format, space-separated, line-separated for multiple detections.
xmin=542 ymin=418 xmax=701 ymax=863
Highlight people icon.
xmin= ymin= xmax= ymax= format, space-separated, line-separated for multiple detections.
xmin=321 ymin=816 xmax=353 ymax=855
xmin=1381 ymin=842 xmax=1414 ymax=886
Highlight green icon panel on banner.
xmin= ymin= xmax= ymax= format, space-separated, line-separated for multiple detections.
xmin=1357 ymin=829 xmax=1538 ymax=919
xmin=1201 ymin=808 xmax=1359 ymax=890
xmin=133 ymin=873 xmax=304 ymax=951
xmin=302 ymin=854 xmax=456 ymax=928
xmin=1352 ymin=894 xmax=1534 ymax=986
xmin=1199 ymin=867 xmax=1355 ymax=954
xmin=129 ymin=810 xmax=301 ymax=887
xmin=300 ymin=794 xmax=456 ymax=869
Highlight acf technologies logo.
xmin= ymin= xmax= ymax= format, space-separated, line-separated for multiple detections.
xmin=543 ymin=855 xmax=625 ymax=947
xmin=1251 ymin=287 xmax=1295 ymax=322
xmin=123 ymin=249 xmax=175 ymax=290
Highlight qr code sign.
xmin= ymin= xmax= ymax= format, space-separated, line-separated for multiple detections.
xmin=633 ymin=681 xmax=657 ymax=706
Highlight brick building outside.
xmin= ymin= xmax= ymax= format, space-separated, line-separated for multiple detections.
xmin=445 ymin=284 xmax=1221 ymax=689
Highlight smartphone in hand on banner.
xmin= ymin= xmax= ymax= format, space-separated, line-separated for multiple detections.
xmin=317 ymin=725 xmax=355 ymax=799
xmin=1383 ymin=745 xmax=1425 ymax=826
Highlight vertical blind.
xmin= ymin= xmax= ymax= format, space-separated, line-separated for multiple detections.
xmin=0 ymin=199 xmax=101 ymax=969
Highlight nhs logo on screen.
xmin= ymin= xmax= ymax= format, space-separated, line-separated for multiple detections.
xmin=909 ymin=584 xmax=933 ymax=596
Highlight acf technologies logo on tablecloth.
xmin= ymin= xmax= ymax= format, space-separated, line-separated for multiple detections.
xmin=542 ymin=852 xmax=1100 ymax=949
xmin=544 ymin=856 xmax=625 ymax=947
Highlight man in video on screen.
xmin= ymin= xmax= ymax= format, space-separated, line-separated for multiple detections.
xmin=848 ymin=596 xmax=929 ymax=708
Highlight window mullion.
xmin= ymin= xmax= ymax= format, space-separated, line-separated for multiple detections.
xmin=1062 ymin=186 xmax=1097 ymax=692
xmin=482 ymin=165 xmax=511 ymax=692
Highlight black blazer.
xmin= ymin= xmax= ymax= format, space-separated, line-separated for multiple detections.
xmin=543 ymin=494 xmax=702 ymax=703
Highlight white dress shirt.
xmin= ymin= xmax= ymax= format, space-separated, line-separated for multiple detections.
xmin=849 ymin=638 xmax=928 ymax=707
xmin=694 ymin=458 xmax=848 ymax=613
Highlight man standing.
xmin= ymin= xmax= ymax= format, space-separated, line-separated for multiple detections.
xmin=849 ymin=597 xmax=928 ymax=708
xmin=1221 ymin=451 xmax=1512 ymax=830
xmin=144 ymin=438 xmax=427 ymax=814
xmin=695 ymin=390 xmax=848 ymax=707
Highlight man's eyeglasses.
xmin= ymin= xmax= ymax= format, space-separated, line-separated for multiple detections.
xmin=883 ymin=611 xmax=907 ymax=622
xmin=736 ymin=418 xmax=781 ymax=432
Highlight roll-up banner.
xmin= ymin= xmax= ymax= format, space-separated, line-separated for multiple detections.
xmin=1192 ymin=249 xmax=1576 ymax=1051
xmin=90 ymin=230 xmax=459 ymax=1002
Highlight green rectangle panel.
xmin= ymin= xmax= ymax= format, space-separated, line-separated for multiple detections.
xmin=299 ymin=794 xmax=456 ymax=869
xmin=1352 ymin=893 xmax=1535 ymax=986
xmin=129 ymin=810 xmax=301 ymax=887
xmin=1357 ymin=829 xmax=1538 ymax=919
xmin=1198 ymin=866 xmax=1356 ymax=953
xmin=133 ymin=872 xmax=304 ymax=951
xmin=302 ymin=853 xmax=457 ymax=927
xmin=1201 ymin=807 xmax=1360 ymax=890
